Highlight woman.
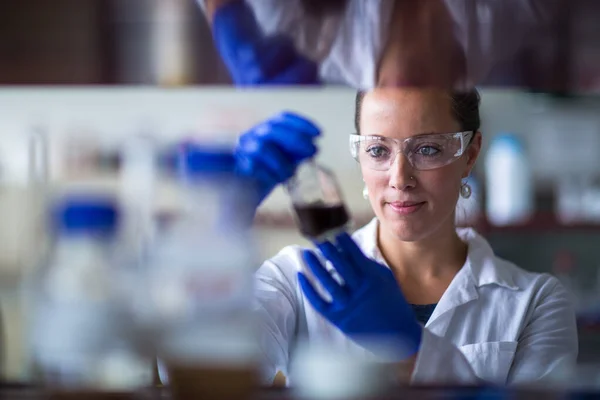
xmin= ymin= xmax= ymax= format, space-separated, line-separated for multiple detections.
xmin=233 ymin=88 xmax=578 ymax=386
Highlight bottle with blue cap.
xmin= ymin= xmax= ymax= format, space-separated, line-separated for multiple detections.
xmin=175 ymin=143 xmax=254 ymax=229
xmin=28 ymin=196 xmax=153 ymax=391
xmin=142 ymin=144 xmax=259 ymax=398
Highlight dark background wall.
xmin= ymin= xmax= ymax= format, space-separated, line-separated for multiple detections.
xmin=0 ymin=0 xmax=229 ymax=84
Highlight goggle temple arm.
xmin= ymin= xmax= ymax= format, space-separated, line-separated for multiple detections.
xmin=454 ymin=131 xmax=473 ymax=157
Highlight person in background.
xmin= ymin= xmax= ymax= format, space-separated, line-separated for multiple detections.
xmin=231 ymin=87 xmax=578 ymax=386
xmin=198 ymin=0 xmax=562 ymax=88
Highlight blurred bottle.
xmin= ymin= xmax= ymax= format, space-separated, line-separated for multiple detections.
xmin=555 ymin=173 xmax=584 ymax=225
xmin=142 ymin=145 xmax=258 ymax=399
xmin=291 ymin=341 xmax=392 ymax=400
xmin=580 ymin=175 xmax=600 ymax=223
xmin=484 ymin=133 xmax=534 ymax=226
xmin=28 ymin=196 xmax=152 ymax=392
xmin=119 ymin=134 xmax=157 ymax=259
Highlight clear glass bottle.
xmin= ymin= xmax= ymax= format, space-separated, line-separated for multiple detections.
xmin=286 ymin=161 xmax=351 ymax=241
xmin=28 ymin=196 xmax=152 ymax=391
xmin=141 ymin=145 xmax=259 ymax=399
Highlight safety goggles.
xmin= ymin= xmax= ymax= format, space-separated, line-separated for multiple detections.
xmin=349 ymin=131 xmax=473 ymax=171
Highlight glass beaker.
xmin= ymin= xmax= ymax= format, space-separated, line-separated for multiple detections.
xmin=286 ymin=161 xmax=351 ymax=241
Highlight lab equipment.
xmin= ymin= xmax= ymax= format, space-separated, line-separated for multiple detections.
xmin=120 ymin=134 xmax=158 ymax=258
xmin=484 ymin=133 xmax=534 ymax=226
xmin=555 ymin=173 xmax=584 ymax=224
xmin=286 ymin=161 xmax=350 ymax=241
xmin=141 ymin=146 xmax=258 ymax=399
xmin=580 ymin=176 xmax=600 ymax=223
xmin=349 ymin=131 xmax=474 ymax=171
xmin=298 ymin=232 xmax=422 ymax=362
xmin=554 ymin=174 xmax=600 ymax=224
xmin=290 ymin=341 xmax=392 ymax=400
xmin=28 ymin=196 xmax=152 ymax=391
xmin=235 ymin=111 xmax=321 ymax=211
xmin=212 ymin=0 xmax=319 ymax=85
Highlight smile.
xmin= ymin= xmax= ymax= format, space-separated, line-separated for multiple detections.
xmin=387 ymin=201 xmax=426 ymax=215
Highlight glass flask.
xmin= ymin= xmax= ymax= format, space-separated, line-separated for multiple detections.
xmin=286 ymin=161 xmax=351 ymax=241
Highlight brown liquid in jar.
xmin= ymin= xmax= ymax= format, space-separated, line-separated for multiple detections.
xmin=293 ymin=203 xmax=350 ymax=239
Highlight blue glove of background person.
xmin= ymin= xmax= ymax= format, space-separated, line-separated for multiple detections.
xmin=235 ymin=111 xmax=321 ymax=212
xmin=298 ymin=232 xmax=423 ymax=361
xmin=212 ymin=0 xmax=320 ymax=85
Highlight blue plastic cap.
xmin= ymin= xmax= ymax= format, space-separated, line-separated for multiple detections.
xmin=52 ymin=196 xmax=119 ymax=235
xmin=491 ymin=133 xmax=524 ymax=151
xmin=176 ymin=143 xmax=236 ymax=176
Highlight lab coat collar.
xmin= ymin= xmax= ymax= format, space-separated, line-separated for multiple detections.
xmin=357 ymin=218 xmax=520 ymax=330
xmin=357 ymin=218 xmax=520 ymax=291
xmin=456 ymin=228 xmax=520 ymax=291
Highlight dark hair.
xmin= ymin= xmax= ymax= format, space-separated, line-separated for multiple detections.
xmin=354 ymin=89 xmax=481 ymax=135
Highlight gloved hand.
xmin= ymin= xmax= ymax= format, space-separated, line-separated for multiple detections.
xmin=235 ymin=111 xmax=321 ymax=212
xmin=298 ymin=232 xmax=423 ymax=361
xmin=212 ymin=0 xmax=320 ymax=85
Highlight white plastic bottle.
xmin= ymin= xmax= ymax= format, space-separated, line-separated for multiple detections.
xmin=29 ymin=196 xmax=152 ymax=391
xmin=291 ymin=341 xmax=392 ymax=400
xmin=484 ymin=133 xmax=534 ymax=226
xmin=143 ymin=146 xmax=259 ymax=398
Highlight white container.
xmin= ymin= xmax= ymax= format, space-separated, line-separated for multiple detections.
xmin=484 ymin=133 xmax=534 ymax=226
xmin=28 ymin=197 xmax=153 ymax=390
xmin=142 ymin=147 xmax=259 ymax=387
xmin=555 ymin=174 xmax=583 ymax=224
xmin=290 ymin=341 xmax=392 ymax=400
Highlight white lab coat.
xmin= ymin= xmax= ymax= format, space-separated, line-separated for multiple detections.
xmin=198 ymin=0 xmax=558 ymax=88
xmin=255 ymin=218 xmax=578 ymax=385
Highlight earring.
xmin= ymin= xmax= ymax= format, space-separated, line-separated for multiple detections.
xmin=362 ymin=185 xmax=369 ymax=199
xmin=460 ymin=181 xmax=472 ymax=199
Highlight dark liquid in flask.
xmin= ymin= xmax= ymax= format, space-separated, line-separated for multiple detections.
xmin=293 ymin=203 xmax=350 ymax=239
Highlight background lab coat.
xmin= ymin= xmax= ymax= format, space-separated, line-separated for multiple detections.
xmin=255 ymin=218 xmax=578 ymax=385
xmin=197 ymin=0 xmax=560 ymax=89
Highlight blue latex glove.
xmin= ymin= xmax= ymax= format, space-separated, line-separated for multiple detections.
xmin=298 ymin=232 xmax=423 ymax=361
xmin=235 ymin=111 xmax=321 ymax=211
xmin=212 ymin=0 xmax=320 ymax=85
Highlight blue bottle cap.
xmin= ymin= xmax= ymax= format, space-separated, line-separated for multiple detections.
xmin=52 ymin=196 xmax=119 ymax=236
xmin=176 ymin=143 xmax=236 ymax=177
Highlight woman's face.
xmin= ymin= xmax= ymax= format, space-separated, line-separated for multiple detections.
xmin=359 ymin=88 xmax=481 ymax=242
